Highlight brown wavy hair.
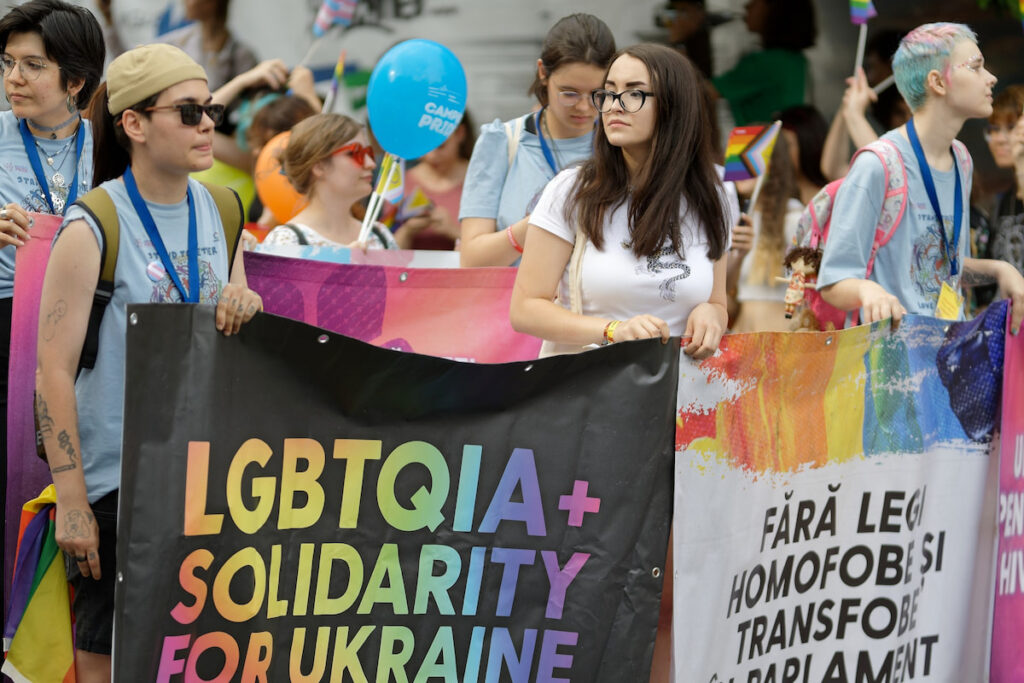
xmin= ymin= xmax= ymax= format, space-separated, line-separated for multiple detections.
xmin=748 ymin=132 xmax=795 ymax=285
xmin=566 ymin=44 xmax=729 ymax=261
xmin=281 ymin=113 xmax=362 ymax=195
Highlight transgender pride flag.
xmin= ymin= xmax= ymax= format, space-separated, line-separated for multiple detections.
xmin=312 ymin=0 xmax=358 ymax=36
xmin=850 ymin=0 xmax=877 ymax=24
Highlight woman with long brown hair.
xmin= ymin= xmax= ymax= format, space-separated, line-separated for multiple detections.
xmin=510 ymin=44 xmax=735 ymax=680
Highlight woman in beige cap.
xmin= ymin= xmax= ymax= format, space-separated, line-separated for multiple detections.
xmin=35 ymin=43 xmax=261 ymax=681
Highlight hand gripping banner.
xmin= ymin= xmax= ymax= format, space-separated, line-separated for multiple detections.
xmin=115 ymin=304 xmax=678 ymax=682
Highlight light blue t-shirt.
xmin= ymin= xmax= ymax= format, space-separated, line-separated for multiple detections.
xmin=458 ymin=114 xmax=595 ymax=231
xmin=59 ymin=177 xmax=231 ymax=503
xmin=0 ymin=110 xmax=93 ymax=298
xmin=818 ymin=130 xmax=972 ymax=318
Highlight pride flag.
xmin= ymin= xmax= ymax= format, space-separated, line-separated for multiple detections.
xmin=722 ymin=121 xmax=782 ymax=182
xmin=397 ymin=187 xmax=432 ymax=222
xmin=850 ymin=0 xmax=877 ymax=24
xmin=380 ymin=155 xmax=405 ymax=204
xmin=312 ymin=0 xmax=358 ymax=37
xmin=2 ymin=485 xmax=75 ymax=683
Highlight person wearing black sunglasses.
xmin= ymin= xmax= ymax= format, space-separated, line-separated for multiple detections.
xmin=35 ymin=43 xmax=261 ymax=683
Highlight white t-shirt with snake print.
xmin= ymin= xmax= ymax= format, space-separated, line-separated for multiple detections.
xmin=529 ymin=166 xmax=727 ymax=337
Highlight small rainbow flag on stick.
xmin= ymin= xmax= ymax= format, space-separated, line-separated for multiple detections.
xmin=850 ymin=0 xmax=877 ymax=24
xmin=312 ymin=0 xmax=358 ymax=37
xmin=723 ymin=122 xmax=782 ymax=182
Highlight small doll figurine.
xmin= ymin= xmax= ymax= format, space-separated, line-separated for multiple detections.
xmin=779 ymin=247 xmax=822 ymax=318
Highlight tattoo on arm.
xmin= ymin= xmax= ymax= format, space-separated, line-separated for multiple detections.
xmin=961 ymin=270 xmax=997 ymax=287
xmin=36 ymin=393 xmax=54 ymax=439
xmin=41 ymin=299 xmax=67 ymax=341
xmin=57 ymin=429 xmax=79 ymax=464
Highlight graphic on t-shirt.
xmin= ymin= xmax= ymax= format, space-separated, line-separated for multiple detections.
xmin=638 ymin=247 xmax=692 ymax=301
xmin=911 ymin=215 xmax=954 ymax=304
xmin=150 ymin=255 xmax=222 ymax=303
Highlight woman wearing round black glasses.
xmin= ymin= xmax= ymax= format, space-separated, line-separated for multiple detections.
xmin=262 ymin=112 xmax=399 ymax=250
xmin=459 ymin=13 xmax=615 ymax=267
xmin=510 ymin=44 xmax=732 ymax=681
xmin=36 ymin=43 xmax=260 ymax=681
xmin=0 ymin=0 xmax=103 ymax=487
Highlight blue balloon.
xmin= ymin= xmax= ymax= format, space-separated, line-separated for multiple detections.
xmin=367 ymin=40 xmax=468 ymax=160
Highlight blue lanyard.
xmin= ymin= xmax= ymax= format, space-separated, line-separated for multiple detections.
xmin=534 ymin=110 xmax=559 ymax=175
xmin=18 ymin=118 xmax=85 ymax=214
xmin=123 ymin=166 xmax=199 ymax=303
xmin=906 ymin=118 xmax=962 ymax=276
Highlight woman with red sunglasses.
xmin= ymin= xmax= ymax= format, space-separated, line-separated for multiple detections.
xmin=262 ymin=113 xmax=398 ymax=250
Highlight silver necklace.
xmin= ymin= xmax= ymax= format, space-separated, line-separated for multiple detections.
xmin=33 ymin=136 xmax=75 ymax=189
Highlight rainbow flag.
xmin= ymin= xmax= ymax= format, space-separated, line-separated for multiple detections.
xmin=722 ymin=121 xmax=782 ymax=182
xmin=397 ymin=187 xmax=432 ymax=222
xmin=2 ymin=485 xmax=75 ymax=683
xmin=312 ymin=0 xmax=358 ymax=37
xmin=850 ymin=0 xmax=877 ymax=24
xmin=380 ymin=155 xmax=405 ymax=204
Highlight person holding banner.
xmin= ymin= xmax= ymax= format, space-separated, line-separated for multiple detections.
xmin=262 ymin=112 xmax=398 ymax=249
xmin=459 ymin=13 xmax=615 ymax=267
xmin=511 ymin=45 xmax=732 ymax=680
xmin=35 ymin=43 xmax=261 ymax=682
xmin=0 ymin=0 xmax=104 ymax=549
xmin=818 ymin=23 xmax=1024 ymax=333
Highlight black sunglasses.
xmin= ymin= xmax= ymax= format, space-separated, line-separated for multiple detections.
xmin=144 ymin=103 xmax=225 ymax=126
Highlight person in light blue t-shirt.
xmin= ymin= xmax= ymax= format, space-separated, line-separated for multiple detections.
xmin=459 ymin=13 xmax=615 ymax=267
xmin=35 ymin=43 xmax=262 ymax=681
xmin=819 ymin=22 xmax=1024 ymax=334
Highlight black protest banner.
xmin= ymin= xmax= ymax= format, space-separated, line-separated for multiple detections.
xmin=115 ymin=304 xmax=678 ymax=682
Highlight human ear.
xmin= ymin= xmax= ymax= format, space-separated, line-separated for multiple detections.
xmin=925 ymin=69 xmax=947 ymax=98
xmin=536 ymin=59 xmax=547 ymax=84
xmin=120 ymin=109 xmax=146 ymax=145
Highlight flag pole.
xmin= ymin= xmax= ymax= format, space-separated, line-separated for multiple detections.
xmin=853 ymin=23 xmax=868 ymax=77
xmin=358 ymin=154 xmax=395 ymax=244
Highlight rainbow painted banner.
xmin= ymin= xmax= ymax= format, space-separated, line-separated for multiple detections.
xmin=115 ymin=305 xmax=677 ymax=681
xmin=723 ymin=122 xmax=782 ymax=182
xmin=992 ymin=310 xmax=1024 ymax=682
xmin=850 ymin=0 xmax=877 ymax=24
xmin=672 ymin=305 xmax=1008 ymax=681
xmin=244 ymin=251 xmax=540 ymax=363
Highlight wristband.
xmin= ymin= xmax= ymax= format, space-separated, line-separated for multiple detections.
xmin=506 ymin=226 xmax=524 ymax=254
xmin=603 ymin=320 xmax=621 ymax=345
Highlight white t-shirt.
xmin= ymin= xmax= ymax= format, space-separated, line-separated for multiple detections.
xmin=529 ymin=166 xmax=726 ymax=336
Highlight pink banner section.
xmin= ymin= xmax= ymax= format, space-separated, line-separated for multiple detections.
xmin=244 ymin=251 xmax=542 ymax=363
xmin=5 ymin=213 xmax=60 ymax=608
xmin=992 ymin=317 xmax=1024 ymax=682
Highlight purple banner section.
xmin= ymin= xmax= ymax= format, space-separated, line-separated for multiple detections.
xmin=244 ymin=251 xmax=542 ymax=363
xmin=5 ymin=213 xmax=60 ymax=610
xmin=992 ymin=314 xmax=1024 ymax=682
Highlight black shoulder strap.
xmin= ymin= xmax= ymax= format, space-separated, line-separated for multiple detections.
xmin=74 ymin=187 xmax=119 ymax=370
xmin=199 ymin=181 xmax=244 ymax=274
xmin=285 ymin=223 xmax=310 ymax=245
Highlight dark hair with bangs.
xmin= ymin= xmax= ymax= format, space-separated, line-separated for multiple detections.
xmin=566 ymin=43 xmax=729 ymax=261
xmin=0 ymin=0 xmax=104 ymax=108
xmin=528 ymin=13 xmax=616 ymax=107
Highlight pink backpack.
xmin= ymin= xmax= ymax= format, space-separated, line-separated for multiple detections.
xmin=790 ymin=138 xmax=970 ymax=330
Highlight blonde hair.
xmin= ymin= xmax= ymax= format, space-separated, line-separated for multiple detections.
xmin=748 ymin=133 xmax=796 ymax=286
xmin=281 ymin=113 xmax=363 ymax=195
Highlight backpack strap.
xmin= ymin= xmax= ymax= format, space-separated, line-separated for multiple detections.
xmin=284 ymin=223 xmax=310 ymax=245
xmin=74 ymin=187 xmax=120 ymax=370
xmin=504 ymin=116 xmax=525 ymax=175
xmin=199 ymin=181 xmax=244 ymax=275
xmin=854 ymin=138 xmax=909 ymax=278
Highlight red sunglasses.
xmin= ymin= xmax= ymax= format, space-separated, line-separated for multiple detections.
xmin=331 ymin=142 xmax=376 ymax=165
